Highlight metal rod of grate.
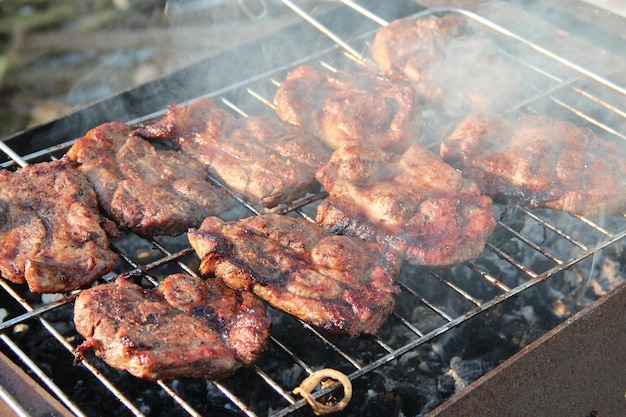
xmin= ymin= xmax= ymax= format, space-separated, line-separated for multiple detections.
xmin=0 ymin=3 xmax=625 ymax=417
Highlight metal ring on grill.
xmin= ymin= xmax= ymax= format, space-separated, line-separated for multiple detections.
xmin=293 ymin=368 xmax=353 ymax=415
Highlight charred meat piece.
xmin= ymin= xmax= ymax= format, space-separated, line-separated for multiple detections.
xmin=133 ymin=98 xmax=332 ymax=208
xmin=188 ymin=214 xmax=401 ymax=336
xmin=67 ymin=121 xmax=229 ymax=236
xmin=370 ymin=15 xmax=521 ymax=117
xmin=74 ymin=273 xmax=270 ymax=381
xmin=315 ymin=143 xmax=495 ymax=267
xmin=273 ymin=64 xmax=421 ymax=152
xmin=0 ymin=157 xmax=118 ymax=293
xmin=440 ymin=113 xmax=626 ymax=216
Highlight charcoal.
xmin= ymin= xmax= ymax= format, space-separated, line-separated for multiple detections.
xmin=357 ymin=392 xmax=402 ymax=417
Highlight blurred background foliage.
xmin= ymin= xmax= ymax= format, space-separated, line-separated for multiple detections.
xmin=0 ymin=0 xmax=300 ymax=138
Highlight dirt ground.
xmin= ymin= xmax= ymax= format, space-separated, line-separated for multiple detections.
xmin=0 ymin=0 xmax=305 ymax=139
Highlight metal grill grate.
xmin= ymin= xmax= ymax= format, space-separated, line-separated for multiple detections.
xmin=1 ymin=2 xmax=625 ymax=417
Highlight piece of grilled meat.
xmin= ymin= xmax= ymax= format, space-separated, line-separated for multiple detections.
xmin=133 ymin=98 xmax=332 ymax=208
xmin=188 ymin=214 xmax=401 ymax=336
xmin=67 ymin=121 xmax=229 ymax=237
xmin=74 ymin=273 xmax=270 ymax=381
xmin=441 ymin=113 xmax=626 ymax=216
xmin=370 ymin=15 xmax=521 ymax=117
xmin=0 ymin=157 xmax=118 ymax=293
xmin=315 ymin=143 xmax=495 ymax=267
xmin=273 ymin=64 xmax=421 ymax=152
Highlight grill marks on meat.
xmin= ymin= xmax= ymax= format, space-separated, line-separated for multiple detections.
xmin=441 ymin=113 xmax=626 ymax=216
xmin=273 ymin=64 xmax=421 ymax=152
xmin=188 ymin=214 xmax=401 ymax=336
xmin=74 ymin=273 xmax=270 ymax=380
xmin=133 ymin=98 xmax=332 ymax=208
xmin=315 ymin=143 xmax=495 ymax=267
xmin=0 ymin=157 xmax=118 ymax=293
xmin=67 ymin=121 xmax=229 ymax=237
xmin=370 ymin=15 xmax=521 ymax=117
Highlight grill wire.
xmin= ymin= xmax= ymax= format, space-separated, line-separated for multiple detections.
xmin=1 ymin=2 xmax=626 ymax=417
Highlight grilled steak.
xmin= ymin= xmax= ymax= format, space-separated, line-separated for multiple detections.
xmin=74 ymin=273 xmax=270 ymax=381
xmin=370 ymin=15 xmax=521 ymax=117
xmin=133 ymin=98 xmax=332 ymax=208
xmin=273 ymin=64 xmax=421 ymax=152
xmin=67 ymin=121 xmax=230 ymax=236
xmin=188 ymin=214 xmax=401 ymax=336
xmin=315 ymin=143 xmax=495 ymax=267
xmin=0 ymin=157 xmax=118 ymax=293
xmin=440 ymin=113 xmax=626 ymax=216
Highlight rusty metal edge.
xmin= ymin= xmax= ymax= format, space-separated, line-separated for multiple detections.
xmin=426 ymin=281 xmax=626 ymax=417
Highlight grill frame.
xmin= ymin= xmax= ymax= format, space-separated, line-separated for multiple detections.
xmin=1 ymin=1 xmax=626 ymax=416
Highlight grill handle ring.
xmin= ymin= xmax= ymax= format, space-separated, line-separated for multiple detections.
xmin=293 ymin=368 xmax=353 ymax=415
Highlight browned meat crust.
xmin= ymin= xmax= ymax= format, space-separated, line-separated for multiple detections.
xmin=0 ymin=157 xmax=118 ymax=293
xmin=440 ymin=113 xmax=626 ymax=216
xmin=74 ymin=273 xmax=270 ymax=381
xmin=67 ymin=121 xmax=230 ymax=236
xmin=370 ymin=15 xmax=521 ymax=117
xmin=273 ymin=64 xmax=421 ymax=152
xmin=188 ymin=214 xmax=401 ymax=336
xmin=315 ymin=143 xmax=495 ymax=267
xmin=133 ymin=98 xmax=332 ymax=208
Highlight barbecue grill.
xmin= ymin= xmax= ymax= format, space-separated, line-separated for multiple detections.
xmin=1 ymin=1 xmax=625 ymax=416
